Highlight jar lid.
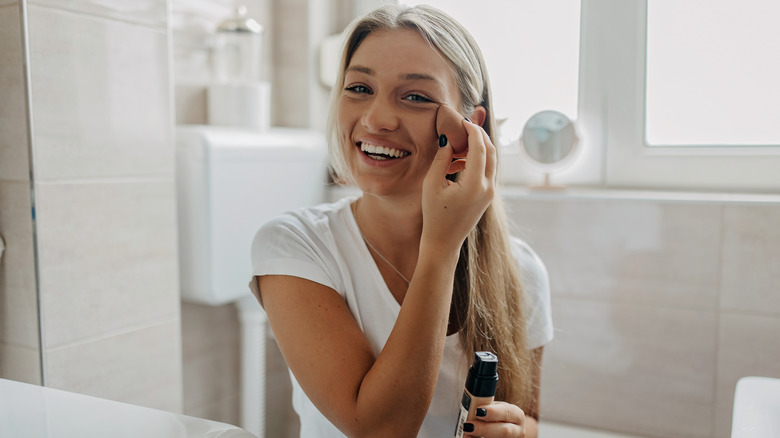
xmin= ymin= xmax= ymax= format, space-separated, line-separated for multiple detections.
xmin=217 ymin=5 xmax=263 ymax=34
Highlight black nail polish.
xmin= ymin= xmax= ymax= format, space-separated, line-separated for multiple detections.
xmin=463 ymin=422 xmax=475 ymax=433
xmin=464 ymin=117 xmax=471 ymax=123
xmin=439 ymin=134 xmax=448 ymax=147
xmin=476 ymin=408 xmax=487 ymax=417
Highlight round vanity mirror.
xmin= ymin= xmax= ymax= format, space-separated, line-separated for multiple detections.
xmin=520 ymin=110 xmax=578 ymax=188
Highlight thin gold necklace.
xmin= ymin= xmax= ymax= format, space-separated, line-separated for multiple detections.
xmin=352 ymin=200 xmax=411 ymax=287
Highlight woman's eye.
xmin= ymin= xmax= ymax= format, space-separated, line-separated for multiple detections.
xmin=345 ymin=85 xmax=372 ymax=95
xmin=404 ymin=93 xmax=433 ymax=103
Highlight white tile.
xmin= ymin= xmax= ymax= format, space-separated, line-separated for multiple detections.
xmin=0 ymin=181 xmax=40 ymax=350
xmin=27 ymin=6 xmax=173 ymax=181
xmin=540 ymin=298 xmax=717 ymax=438
xmin=713 ymin=313 xmax=780 ymax=438
xmin=0 ymin=3 xmax=31 ymax=182
xmin=506 ymin=199 xmax=722 ymax=310
xmin=35 ymin=180 xmax=180 ymax=348
xmin=29 ymin=0 xmax=167 ymax=27
xmin=0 ymin=343 xmax=41 ymax=384
xmin=45 ymin=319 xmax=182 ymax=412
xmin=720 ymin=204 xmax=780 ymax=317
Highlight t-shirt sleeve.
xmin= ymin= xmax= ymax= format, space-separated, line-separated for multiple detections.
xmin=510 ymin=237 xmax=554 ymax=350
xmin=248 ymin=213 xmax=341 ymax=305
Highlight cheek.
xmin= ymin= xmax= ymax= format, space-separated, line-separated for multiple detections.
xmin=410 ymin=114 xmax=440 ymax=160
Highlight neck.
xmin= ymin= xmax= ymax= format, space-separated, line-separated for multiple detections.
xmin=353 ymin=194 xmax=422 ymax=271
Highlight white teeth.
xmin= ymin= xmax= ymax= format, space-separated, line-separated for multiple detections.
xmin=360 ymin=143 xmax=409 ymax=158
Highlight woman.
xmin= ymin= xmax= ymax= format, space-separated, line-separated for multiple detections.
xmin=250 ymin=5 xmax=552 ymax=437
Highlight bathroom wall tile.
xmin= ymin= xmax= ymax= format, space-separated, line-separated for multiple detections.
xmin=29 ymin=0 xmax=167 ymax=27
xmin=0 ymin=3 xmax=31 ymax=182
xmin=181 ymin=301 xmax=240 ymax=418
xmin=174 ymin=84 xmax=208 ymax=125
xmin=0 ymin=181 xmax=39 ymax=350
xmin=26 ymin=6 xmax=173 ymax=181
xmin=713 ymin=313 xmax=780 ymax=438
xmin=35 ymin=180 xmax=179 ymax=348
xmin=0 ymin=343 xmax=41 ymax=385
xmin=719 ymin=204 xmax=780 ymax=317
xmin=506 ymin=198 xmax=722 ymax=310
xmin=181 ymin=301 xmax=240 ymax=358
xmin=540 ymin=297 xmax=717 ymax=438
xmin=272 ymin=0 xmax=311 ymax=127
xmin=265 ymin=337 xmax=300 ymax=438
xmin=181 ymin=337 xmax=240 ymax=418
xmin=45 ymin=319 xmax=182 ymax=412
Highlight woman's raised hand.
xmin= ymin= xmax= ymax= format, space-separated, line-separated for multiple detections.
xmin=421 ymin=119 xmax=496 ymax=254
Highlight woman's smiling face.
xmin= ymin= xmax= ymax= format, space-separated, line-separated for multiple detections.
xmin=338 ymin=28 xmax=461 ymax=197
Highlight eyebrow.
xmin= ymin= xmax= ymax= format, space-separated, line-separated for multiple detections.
xmin=346 ymin=65 xmax=445 ymax=86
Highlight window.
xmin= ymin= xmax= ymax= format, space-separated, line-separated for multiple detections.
xmin=401 ymin=1 xmax=780 ymax=191
xmin=645 ymin=0 xmax=780 ymax=146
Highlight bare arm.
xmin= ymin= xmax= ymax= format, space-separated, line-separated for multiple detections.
xmin=260 ymin=249 xmax=458 ymax=437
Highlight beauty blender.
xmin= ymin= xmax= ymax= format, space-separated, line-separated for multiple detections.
xmin=435 ymin=105 xmax=469 ymax=154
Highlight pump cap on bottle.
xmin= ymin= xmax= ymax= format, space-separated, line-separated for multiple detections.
xmin=465 ymin=352 xmax=498 ymax=397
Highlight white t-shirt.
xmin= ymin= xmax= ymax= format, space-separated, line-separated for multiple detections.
xmin=250 ymin=196 xmax=553 ymax=438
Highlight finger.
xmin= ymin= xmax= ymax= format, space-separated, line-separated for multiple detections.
xmin=478 ymin=124 xmax=497 ymax=182
xmin=447 ymin=159 xmax=466 ymax=175
xmin=458 ymin=120 xmax=487 ymax=186
xmin=477 ymin=401 xmax=525 ymax=425
xmin=464 ymin=419 xmax=523 ymax=438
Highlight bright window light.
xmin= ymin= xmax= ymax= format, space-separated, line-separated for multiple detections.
xmin=645 ymin=0 xmax=780 ymax=146
xmin=402 ymin=1 xmax=581 ymax=143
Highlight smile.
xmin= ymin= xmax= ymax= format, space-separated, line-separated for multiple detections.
xmin=360 ymin=142 xmax=410 ymax=160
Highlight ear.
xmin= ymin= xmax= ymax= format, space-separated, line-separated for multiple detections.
xmin=467 ymin=105 xmax=487 ymax=127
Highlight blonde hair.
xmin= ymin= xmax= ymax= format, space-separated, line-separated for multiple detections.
xmin=327 ymin=5 xmax=535 ymax=412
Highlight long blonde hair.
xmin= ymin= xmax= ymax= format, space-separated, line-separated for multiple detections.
xmin=327 ymin=5 xmax=535 ymax=411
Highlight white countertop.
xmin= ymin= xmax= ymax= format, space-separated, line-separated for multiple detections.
xmin=0 ymin=379 xmax=255 ymax=438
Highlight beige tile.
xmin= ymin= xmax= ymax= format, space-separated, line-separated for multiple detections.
xmin=181 ymin=302 xmax=241 ymax=417
xmin=713 ymin=313 xmax=780 ymax=438
xmin=540 ymin=298 xmax=717 ymax=438
xmin=27 ymin=6 xmax=173 ymax=181
xmin=506 ymin=199 xmax=722 ymax=310
xmin=265 ymin=337 xmax=300 ymax=438
xmin=720 ymin=204 xmax=780 ymax=317
xmin=29 ymin=0 xmax=167 ymax=27
xmin=0 ymin=181 xmax=39 ymax=350
xmin=173 ymin=83 xmax=208 ymax=126
xmin=0 ymin=343 xmax=41 ymax=384
xmin=0 ymin=3 xmax=31 ymax=182
xmin=181 ymin=340 xmax=240 ymax=416
xmin=45 ymin=319 xmax=182 ymax=412
xmin=35 ymin=180 xmax=180 ymax=348
xmin=181 ymin=302 xmax=239 ymax=359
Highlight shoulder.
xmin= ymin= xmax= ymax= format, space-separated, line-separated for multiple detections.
xmin=254 ymin=197 xmax=354 ymax=245
xmin=508 ymin=237 xmax=549 ymax=291
xmin=508 ymin=236 xmax=554 ymax=349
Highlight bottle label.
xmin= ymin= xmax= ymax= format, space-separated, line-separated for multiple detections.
xmin=453 ymin=390 xmax=472 ymax=438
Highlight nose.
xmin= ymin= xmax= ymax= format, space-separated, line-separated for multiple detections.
xmin=361 ymin=95 xmax=399 ymax=132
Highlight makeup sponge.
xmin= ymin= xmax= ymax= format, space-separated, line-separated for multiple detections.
xmin=435 ymin=105 xmax=469 ymax=154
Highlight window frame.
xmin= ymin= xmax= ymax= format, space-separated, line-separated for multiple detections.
xmin=595 ymin=0 xmax=780 ymax=192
